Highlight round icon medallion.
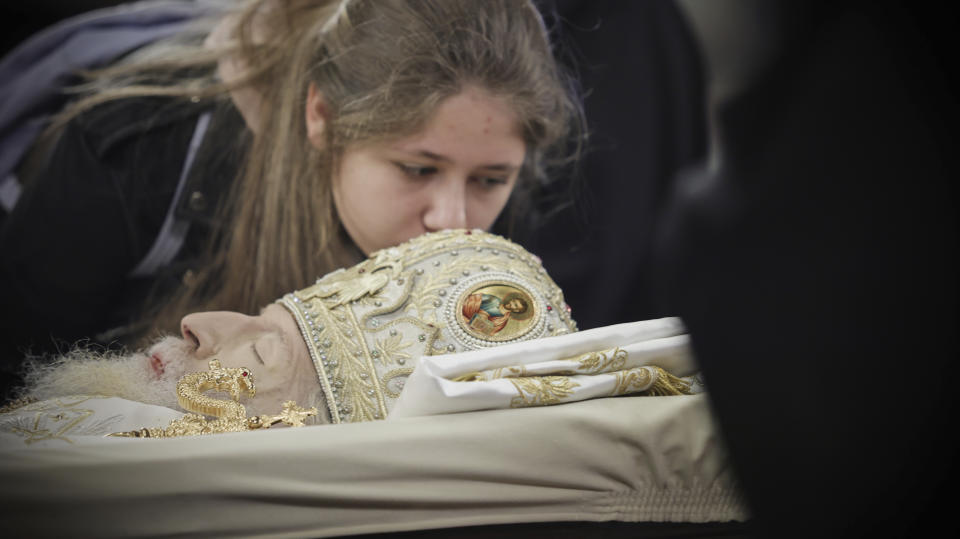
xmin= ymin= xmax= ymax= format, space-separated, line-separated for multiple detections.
xmin=453 ymin=278 xmax=541 ymax=343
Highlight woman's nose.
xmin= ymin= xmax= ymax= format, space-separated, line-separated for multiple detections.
xmin=422 ymin=180 xmax=468 ymax=232
xmin=180 ymin=311 xmax=252 ymax=359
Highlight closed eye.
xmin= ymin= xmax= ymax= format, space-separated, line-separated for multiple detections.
xmin=473 ymin=176 xmax=509 ymax=188
xmin=396 ymin=163 xmax=438 ymax=178
xmin=250 ymin=343 xmax=266 ymax=365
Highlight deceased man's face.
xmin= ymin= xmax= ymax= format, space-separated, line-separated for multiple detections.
xmin=21 ymin=304 xmax=321 ymax=417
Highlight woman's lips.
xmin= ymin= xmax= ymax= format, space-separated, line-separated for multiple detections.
xmin=149 ymin=352 xmax=165 ymax=378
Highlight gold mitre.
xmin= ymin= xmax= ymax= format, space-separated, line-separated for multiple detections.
xmin=278 ymin=229 xmax=577 ymax=423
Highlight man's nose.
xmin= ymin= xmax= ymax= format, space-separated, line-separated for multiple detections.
xmin=422 ymin=179 xmax=468 ymax=232
xmin=180 ymin=311 xmax=248 ymax=359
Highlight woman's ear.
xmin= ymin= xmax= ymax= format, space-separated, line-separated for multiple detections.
xmin=305 ymin=82 xmax=329 ymax=150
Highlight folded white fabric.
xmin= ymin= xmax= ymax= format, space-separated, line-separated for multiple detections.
xmin=390 ymin=318 xmax=704 ymax=418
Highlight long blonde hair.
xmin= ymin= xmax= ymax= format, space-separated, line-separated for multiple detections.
xmin=54 ymin=0 xmax=584 ymax=341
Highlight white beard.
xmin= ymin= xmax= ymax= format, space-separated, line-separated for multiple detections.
xmin=19 ymin=336 xmax=193 ymax=410
xmin=18 ymin=336 xmax=327 ymax=421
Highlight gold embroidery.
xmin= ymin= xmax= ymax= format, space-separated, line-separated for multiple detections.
xmin=611 ymin=367 xmax=655 ymax=396
xmin=373 ymin=333 xmax=414 ymax=366
xmin=646 ymin=367 xmax=695 ymax=396
xmin=382 ymin=368 xmax=415 ymax=399
xmin=342 ymin=306 xmax=387 ymax=421
xmin=508 ymin=376 xmax=580 ymax=408
xmin=280 ymin=230 xmax=580 ymax=423
xmin=493 ymin=366 xmax=527 ymax=379
xmin=403 ymin=257 xmax=479 ymax=325
xmin=360 ymin=278 xmax=415 ymax=328
xmin=318 ymin=297 xmax=372 ymax=421
xmin=282 ymin=297 xmax=341 ymax=423
xmin=453 ymin=365 xmax=526 ymax=382
xmin=420 ymin=325 xmax=442 ymax=357
xmin=390 ymin=231 xmax=574 ymax=335
xmin=353 ymin=286 xmax=387 ymax=307
xmin=299 ymin=250 xmax=404 ymax=308
xmin=367 ymin=315 xmax=443 ymax=335
xmin=1 ymin=397 xmax=98 ymax=445
xmin=452 ymin=371 xmax=485 ymax=382
xmin=576 ymin=347 xmax=628 ymax=374
xmin=611 ymin=366 xmax=695 ymax=397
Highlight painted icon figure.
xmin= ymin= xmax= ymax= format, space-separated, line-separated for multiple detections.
xmin=462 ymin=290 xmax=532 ymax=337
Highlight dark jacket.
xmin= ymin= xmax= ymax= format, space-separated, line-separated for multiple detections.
xmin=0 ymin=95 xmax=246 ymax=394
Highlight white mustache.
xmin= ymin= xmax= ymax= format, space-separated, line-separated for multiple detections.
xmin=20 ymin=336 xmax=194 ymax=410
xmin=20 ymin=336 xmax=324 ymax=420
xmin=147 ymin=335 xmax=200 ymax=381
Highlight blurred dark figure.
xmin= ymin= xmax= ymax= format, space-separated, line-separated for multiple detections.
xmin=0 ymin=1 xmax=134 ymax=58
xmin=522 ymin=0 xmax=708 ymax=329
xmin=655 ymin=1 xmax=957 ymax=537
xmin=0 ymin=0 xmax=204 ymax=401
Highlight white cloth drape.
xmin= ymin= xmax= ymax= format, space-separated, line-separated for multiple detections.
xmin=391 ymin=318 xmax=703 ymax=418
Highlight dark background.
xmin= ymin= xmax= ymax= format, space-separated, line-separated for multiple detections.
xmin=1 ymin=1 xmax=134 ymax=57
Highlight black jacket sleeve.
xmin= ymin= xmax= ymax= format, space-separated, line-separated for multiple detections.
xmin=0 ymin=99 xmax=194 ymax=379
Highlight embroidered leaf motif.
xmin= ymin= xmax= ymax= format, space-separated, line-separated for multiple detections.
xmin=491 ymin=366 xmax=526 ymax=379
xmin=354 ymin=286 xmax=387 ymax=307
xmin=611 ymin=367 xmax=654 ymax=396
xmin=576 ymin=347 xmax=627 ymax=374
xmin=0 ymin=397 xmax=98 ymax=445
xmin=509 ymin=376 xmax=580 ymax=408
xmin=374 ymin=334 xmax=413 ymax=366
xmin=403 ymin=258 xmax=476 ymax=317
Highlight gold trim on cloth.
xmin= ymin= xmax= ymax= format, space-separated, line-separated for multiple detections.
xmin=280 ymin=229 xmax=577 ymax=423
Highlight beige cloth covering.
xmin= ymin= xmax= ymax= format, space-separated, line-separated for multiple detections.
xmin=0 ymin=393 xmax=746 ymax=537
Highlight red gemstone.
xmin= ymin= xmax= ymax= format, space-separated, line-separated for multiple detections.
xmin=466 ymin=230 xmax=472 ymax=235
xmin=546 ymin=305 xmax=552 ymax=311
xmin=242 ymin=372 xmax=248 ymax=377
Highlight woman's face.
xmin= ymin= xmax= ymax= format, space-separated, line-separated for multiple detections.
xmin=309 ymin=86 xmax=526 ymax=255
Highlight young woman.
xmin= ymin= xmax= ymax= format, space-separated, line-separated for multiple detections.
xmin=0 ymin=0 xmax=583 ymax=378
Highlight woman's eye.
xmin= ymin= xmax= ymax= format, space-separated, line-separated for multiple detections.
xmin=397 ymin=163 xmax=437 ymax=178
xmin=474 ymin=176 xmax=509 ymax=188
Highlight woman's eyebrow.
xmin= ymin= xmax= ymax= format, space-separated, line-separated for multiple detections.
xmin=413 ymin=150 xmax=449 ymax=162
xmin=477 ymin=163 xmax=519 ymax=172
xmin=395 ymin=149 xmax=519 ymax=171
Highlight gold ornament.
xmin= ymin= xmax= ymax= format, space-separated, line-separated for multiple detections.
xmin=107 ymin=360 xmax=317 ymax=438
xmin=176 ymin=358 xmax=255 ymax=418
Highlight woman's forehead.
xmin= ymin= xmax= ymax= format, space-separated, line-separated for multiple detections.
xmin=378 ymin=91 xmax=524 ymax=163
